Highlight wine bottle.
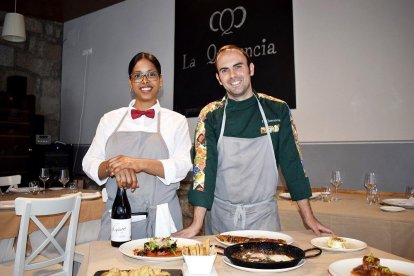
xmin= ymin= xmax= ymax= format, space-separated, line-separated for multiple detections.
xmin=111 ymin=187 xmax=131 ymax=247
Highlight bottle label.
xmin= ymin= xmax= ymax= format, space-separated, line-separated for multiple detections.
xmin=111 ymin=218 xmax=131 ymax=242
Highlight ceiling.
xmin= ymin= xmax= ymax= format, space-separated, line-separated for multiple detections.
xmin=0 ymin=0 xmax=125 ymax=23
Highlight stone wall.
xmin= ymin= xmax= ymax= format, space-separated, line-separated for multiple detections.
xmin=0 ymin=11 xmax=62 ymax=141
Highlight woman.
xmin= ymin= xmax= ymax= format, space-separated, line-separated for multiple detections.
xmin=82 ymin=52 xmax=192 ymax=239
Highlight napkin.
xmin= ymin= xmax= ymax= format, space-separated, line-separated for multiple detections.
xmin=81 ymin=191 xmax=101 ymax=200
xmin=8 ymin=187 xmax=30 ymax=193
xmin=155 ymin=203 xmax=177 ymax=237
xmin=101 ymin=188 xmax=108 ymax=202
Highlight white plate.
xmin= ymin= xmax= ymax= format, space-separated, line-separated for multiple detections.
xmin=279 ymin=192 xmax=321 ymax=200
xmin=380 ymin=206 xmax=406 ymax=212
xmin=381 ymin=198 xmax=414 ymax=209
xmin=119 ymin=238 xmax=200 ymax=262
xmin=61 ymin=192 xmax=101 ymax=200
xmin=310 ymin=237 xmax=367 ymax=252
xmin=48 ymin=187 xmax=64 ymax=191
xmin=215 ymin=230 xmax=294 ymax=246
xmin=329 ymin=258 xmax=414 ymax=276
xmin=223 ymin=256 xmax=305 ymax=273
xmin=0 ymin=200 xmax=15 ymax=210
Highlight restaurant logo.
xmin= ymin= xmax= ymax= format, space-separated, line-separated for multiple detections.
xmin=174 ymin=0 xmax=296 ymax=117
xmin=209 ymin=6 xmax=247 ymax=36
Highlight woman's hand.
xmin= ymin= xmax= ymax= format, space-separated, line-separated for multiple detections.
xmin=108 ymin=155 xmax=165 ymax=179
xmin=114 ymin=168 xmax=139 ymax=191
xmin=109 ymin=155 xmax=141 ymax=175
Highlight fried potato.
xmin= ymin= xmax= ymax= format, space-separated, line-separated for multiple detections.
xmin=182 ymin=238 xmax=214 ymax=256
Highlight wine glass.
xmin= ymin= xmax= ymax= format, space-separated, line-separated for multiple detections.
xmin=58 ymin=168 xmax=70 ymax=189
xmin=364 ymin=172 xmax=377 ymax=204
xmin=320 ymin=185 xmax=332 ymax=202
xmin=364 ymin=172 xmax=376 ymax=191
xmin=39 ymin=168 xmax=49 ymax=194
xmin=330 ymin=170 xmax=342 ymax=201
xmin=29 ymin=181 xmax=40 ymax=195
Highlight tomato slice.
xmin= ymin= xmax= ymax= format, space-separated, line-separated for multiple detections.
xmin=146 ymin=251 xmax=158 ymax=257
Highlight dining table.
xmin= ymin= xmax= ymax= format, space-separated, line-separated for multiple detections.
xmin=0 ymin=188 xmax=105 ymax=263
xmin=276 ymin=190 xmax=414 ymax=261
xmin=77 ymin=230 xmax=414 ymax=276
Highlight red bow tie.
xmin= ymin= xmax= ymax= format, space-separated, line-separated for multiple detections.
xmin=131 ymin=109 xmax=155 ymax=119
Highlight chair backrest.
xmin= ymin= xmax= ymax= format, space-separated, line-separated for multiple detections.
xmin=0 ymin=175 xmax=21 ymax=192
xmin=14 ymin=193 xmax=82 ymax=276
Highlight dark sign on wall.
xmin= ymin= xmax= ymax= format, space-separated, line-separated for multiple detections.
xmin=174 ymin=0 xmax=296 ymax=117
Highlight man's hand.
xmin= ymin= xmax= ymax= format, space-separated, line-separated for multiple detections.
xmin=173 ymin=206 xmax=206 ymax=238
xmin=296 ymin=198 xmax=334 ymax=236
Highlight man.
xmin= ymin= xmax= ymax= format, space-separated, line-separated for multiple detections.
xmin=175 ymin=45 xmax=333 ymax=237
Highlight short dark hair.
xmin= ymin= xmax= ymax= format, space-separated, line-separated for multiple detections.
xmin=128 ymin=52 xmax=162 ymax=76
xmin=215 ymin=44 xmax=251 ymax=70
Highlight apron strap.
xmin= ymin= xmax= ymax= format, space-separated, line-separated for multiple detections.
xmin=253 ymin=94 xmax=278 ymax=173
xmin=214 ymin=197 xmax=274 ymax=229
xmin=234 ymin=204 xmax=246 ymax=229
xmin=105 ymin=111 xmax=129 ymax=151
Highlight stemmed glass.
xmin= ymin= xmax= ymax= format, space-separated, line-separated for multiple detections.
xmin=364 ymin=172 xmax=376 ymax=191
xmin=364 ymin=172 xmax=377 ymax=204
xmin=330 ymin=170 xmax=343 ymax=201
xmin=58 ymin=169 xmax=70 ymax=189
xmin=39 ymin=168 xmax=49 ymax=194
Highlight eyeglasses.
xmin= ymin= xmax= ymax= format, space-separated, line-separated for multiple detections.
xmin=130 ymin=71 xmax=160 ymax=83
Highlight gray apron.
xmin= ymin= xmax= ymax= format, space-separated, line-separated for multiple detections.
xmin=205 ymin=95 xmax=280 ymax=234
xmin=98 ymin=111 xmax=183 ymax=240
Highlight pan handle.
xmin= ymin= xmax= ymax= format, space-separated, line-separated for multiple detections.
xmin=303 ymin=247 xmax=322 ymax=258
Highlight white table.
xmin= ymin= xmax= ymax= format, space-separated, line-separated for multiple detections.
xmin=78 ymin=230 xmax=413 ymax=276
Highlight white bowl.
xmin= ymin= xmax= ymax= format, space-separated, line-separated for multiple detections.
xmin=183 ymin=252 xmax=217 ymax=275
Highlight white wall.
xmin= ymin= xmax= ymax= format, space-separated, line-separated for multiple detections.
xmin=292 ymin=0 xmax=414 ymax=143
xmin=61 ymin=0 xmax=414 ymax=144
xmin=61 ymin=0 xmax=176 ymax=144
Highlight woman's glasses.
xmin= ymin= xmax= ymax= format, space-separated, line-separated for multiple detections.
xmin=130 ymin=71 xmax=160 ymax=83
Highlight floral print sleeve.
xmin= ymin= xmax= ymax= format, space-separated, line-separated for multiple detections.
xmin=192 ymin=100 xmax=223 ymax=192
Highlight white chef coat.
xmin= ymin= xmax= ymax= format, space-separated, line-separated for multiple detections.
xmin=82 ymin=100 xmax=192 ymax=186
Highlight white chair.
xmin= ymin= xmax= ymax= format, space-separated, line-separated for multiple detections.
xmin=0 ymin=174 xmax=21 ymax=194
xmin=0 ymin=194 xmax=82 ymax=276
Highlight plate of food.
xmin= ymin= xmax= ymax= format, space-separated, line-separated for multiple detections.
xmin=119 ymin=237 xmax=200 ymax=262
xmin=94 ymin=266 xmax=182 ymax=276
xmin=215 ymin=230 xmax=294 ymax=246
xmin=381 ymin=198 xmax=414 ymax=209
xmin=279 ymin=192 xmax=321 ymax=200
xmin=311 ymin=236 xmax=367 ymax=252
xmin=328 ymin=254 xmax=414 ymax=276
